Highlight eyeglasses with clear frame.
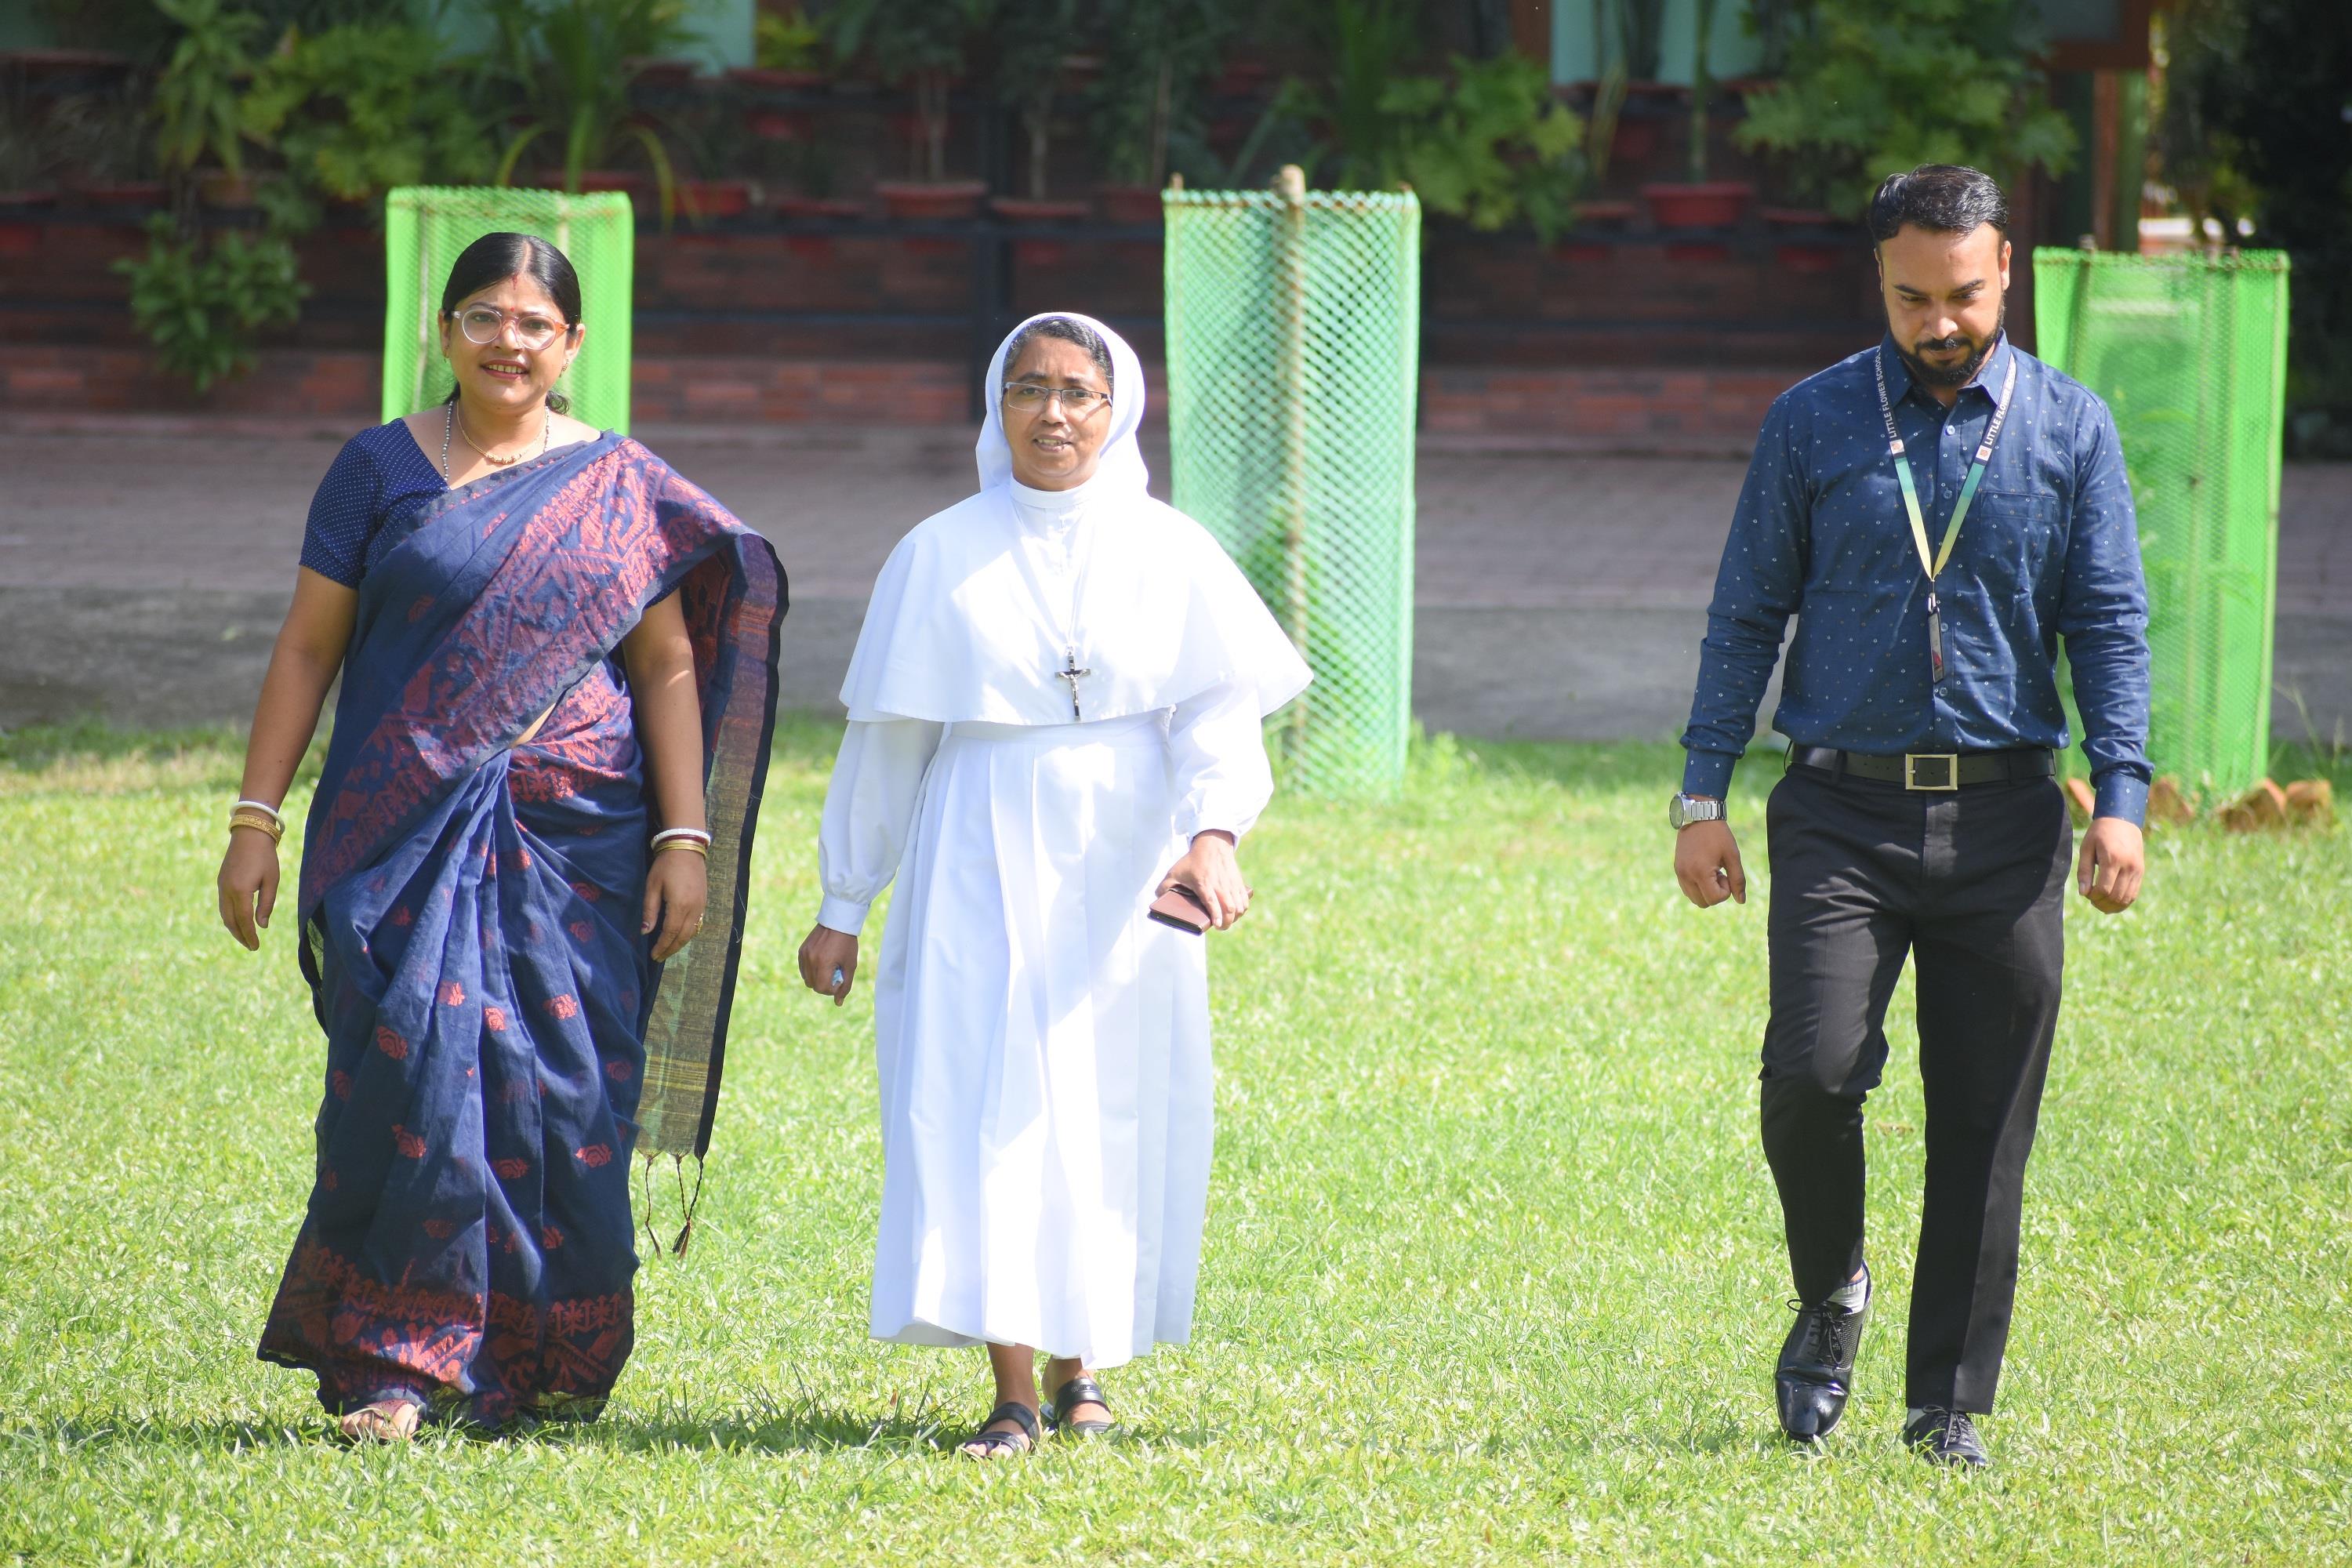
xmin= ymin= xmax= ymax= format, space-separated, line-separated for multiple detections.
xmin=1002 ymin=383 xmax=1110 ymax=417
xmin=449 ymin=304 xmax=574 ymax=351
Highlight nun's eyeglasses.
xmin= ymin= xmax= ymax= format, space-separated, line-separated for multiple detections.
xmin=1003 ymin=383 xmax=1109 ymax=416
xmin=449 ymin=305 xmax=572 ymax=350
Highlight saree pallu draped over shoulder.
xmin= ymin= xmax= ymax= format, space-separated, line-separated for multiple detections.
xmin=258 ymin=433 xmax=784 ymax=1425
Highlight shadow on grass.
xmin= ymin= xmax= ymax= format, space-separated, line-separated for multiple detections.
xmin=0 ymin=717 xmax=247 ymax=772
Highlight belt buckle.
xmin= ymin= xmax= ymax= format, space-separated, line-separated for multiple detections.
xmin=1904 ymin=753 xmax=1961 ymax=791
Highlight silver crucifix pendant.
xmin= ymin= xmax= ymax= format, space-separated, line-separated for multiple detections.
xmin=1056 ymin=646 xmax=1093 ymax=720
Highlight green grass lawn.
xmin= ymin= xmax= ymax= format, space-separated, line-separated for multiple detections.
xmin=1 ymin=720 xmax=2347 ymax=1566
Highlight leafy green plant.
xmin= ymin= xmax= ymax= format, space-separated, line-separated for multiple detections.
xmin=1733 ymin=0 xmax=2074 ymax=216
xmin=753 ymin=6 xmax=826 ymax=72
xmin=995 ymin=0 xmax=1076 ymax=199
xmin=152 ymin=0 xmax=266 ymax=179
xmin=114 ymin=213 xmax=306 ymax=392
xmin=1381 ymin=53 xmax=1585 ymax=241
xmin=2160 ymin=0 xmax=2352 ymax=457
xmin=1090 ymin=0 xmax=1233 ymax=190
xmin=1273 ymin=0 xmax=1422 ymax=190
xmin=824 ymin=0 xmax=994 ymax=183
xmin=485 ymin=0 xmax=701 ymax=209
xmin=241 ymin=23 xmax=493 ymax=204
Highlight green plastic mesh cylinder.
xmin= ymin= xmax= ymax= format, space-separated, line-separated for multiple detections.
xmin=382 ymin=186 xmax=635 ymax=433
xmin=2034 ymin=248 xmax=2290 ymax=799
xmin=1163 ymin=183 xmax=1421 ymax=797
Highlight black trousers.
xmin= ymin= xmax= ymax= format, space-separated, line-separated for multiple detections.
xmin=1759 ymin=761 xmax=2071 ymax=1413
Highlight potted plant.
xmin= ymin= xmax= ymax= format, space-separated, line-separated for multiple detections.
xmin=485 ymin=0 xmax=699 ymax=222
xmin=1599 ymin=0 xmax=1668 ymax=169
xmin=1639 ymin=0 xmax=1753 ymax=229
xmin=241 ymin=20 xmax=495 ymax=210
xmin=1733 ymin=0 xmax=2075 ymax=221
xmin=152 ymin=0 xmax=261 ymax=214
xmin=1380 ymin=53 xmax=1587 ymax=243
xmin=826 ymin=0 xmax=991 ymax=220
xmin=734 ymin=5 xmax=829 ymax=140
xmin=1091 ymin=0 xmax=1230 ymax=224
xmin=990 ymin=0 xmax=1089 ymax=223
xmin=736 ymin=5 xmax=828 ymax=90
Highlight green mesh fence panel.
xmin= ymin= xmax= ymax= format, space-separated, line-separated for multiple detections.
xmin=2034 ymin=248 xmax=2290 ymax=799
xmin=1163 ymin=185 xmax=1421 ymax=797
xmin=382 ymin=186 xmax=635 ymax=434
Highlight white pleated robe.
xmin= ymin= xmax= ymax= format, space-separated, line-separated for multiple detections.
xmin=814 ymin=314 xmax=1310 ymax=1369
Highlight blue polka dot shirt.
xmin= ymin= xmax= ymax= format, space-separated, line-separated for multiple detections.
xmin=298 ymin=419 xmax=448 ymax=587
xmin=1680 ymin=334 xmax=2154 ymax=823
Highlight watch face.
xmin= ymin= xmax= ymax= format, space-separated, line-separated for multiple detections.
xmin=1668 ymin=796 xmax=1690 ymax=829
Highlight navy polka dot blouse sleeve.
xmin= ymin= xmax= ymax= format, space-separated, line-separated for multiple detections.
xmin=299 ymin=421 xmax=446 ymax=588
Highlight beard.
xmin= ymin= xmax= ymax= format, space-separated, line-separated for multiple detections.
xmin=1895 ymin=297 xmax=2006 ymax=390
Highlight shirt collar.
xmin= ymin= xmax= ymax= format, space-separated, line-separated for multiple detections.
xmin=1877 ymin=329 xmax=2013 ymax=410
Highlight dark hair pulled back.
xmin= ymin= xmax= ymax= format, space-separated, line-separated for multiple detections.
xmin=439 ymin=231 xmax=583 ymax=414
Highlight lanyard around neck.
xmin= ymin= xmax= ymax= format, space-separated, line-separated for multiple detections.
xmin=1872 ymin=343 xmax=2019 ymax=584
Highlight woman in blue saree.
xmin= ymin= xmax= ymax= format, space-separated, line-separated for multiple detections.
xmin=216 ymin=233 xmax=784 ymax=1441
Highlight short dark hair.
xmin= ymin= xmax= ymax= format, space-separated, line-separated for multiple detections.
xmin=1867 ymin=165 xmax=2011 ymax=245
xmin=438 ymin=231 xmax=583 ymax=414
xmin=1004 ymin=315 xmax=1114 ymax=393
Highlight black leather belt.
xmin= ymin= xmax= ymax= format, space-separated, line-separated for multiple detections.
xmin=1788 ymin=745 xmax=2055 ymax=791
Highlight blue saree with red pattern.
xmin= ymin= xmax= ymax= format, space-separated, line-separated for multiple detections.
xmin=258 ymin=432 xmax=784 ymax=1425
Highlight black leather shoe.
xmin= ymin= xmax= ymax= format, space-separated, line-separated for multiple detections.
xmin=1774 ymin=1272 xmax=1868 ymax=1443
xmin=1901 ymin=1406 xmax=1989 ymax=1468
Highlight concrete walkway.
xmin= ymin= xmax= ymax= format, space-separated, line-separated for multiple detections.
xmin=1 ymin=419 xmax=2344 ymax=750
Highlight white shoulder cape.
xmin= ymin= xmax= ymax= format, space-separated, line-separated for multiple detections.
xmin=840 ymin=488 xmax=1312 ymax=726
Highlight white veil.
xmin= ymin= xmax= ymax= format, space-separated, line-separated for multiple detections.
xmin=975 ymin=310 xmax=1152 ymax=498
xmin=837 ymin=314 xmax=1312 ymax=727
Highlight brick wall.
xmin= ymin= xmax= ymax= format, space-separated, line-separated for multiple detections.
xmin=2 ymin=339 xmax=1792 ymax=445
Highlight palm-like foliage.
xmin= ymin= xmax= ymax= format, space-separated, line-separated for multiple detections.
xmin=485 ymin=0 xmax=699 ymax=211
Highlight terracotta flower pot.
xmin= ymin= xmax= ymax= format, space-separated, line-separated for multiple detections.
xmin=199 ymin=170 xmax=256 ymax=208
xmin=775 ymin=194 xmax=866 ymax=220
xmin=747 ymin=109 xmax=817 ymax=140
xmin=877 ymin=180 xmax=987 ymax=221
xmin=1642 ymin=182 xmax=1754 ymax=230
xmin=1606 ymin=118 xmax=1662 ymax=169
xmin=1214 ymin=59 xmax=1272 ymax=97
xmin=727 ymin=67 xmax=826 ymax=92
xmin=626 ymin=57 xmax=699 ymax=89
xmin=579 ymin=170 xmax=652 ymax=198
xmin=990 ymin=197 xmax=1091 ymax=225
xmin=78 ymin=182 xmax=170 ymax=211
xmin=1094 ymin=184 xmax=1164 ymax=226
xmin=1776 ymin=242 xmax=1846 ymax=275
xmin=0 ymin=220 xmax=42 ymax=256
xmin=678 ymin=179 xmax=752 ymax=220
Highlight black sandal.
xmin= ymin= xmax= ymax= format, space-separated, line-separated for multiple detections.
xmin=958 ymin=1399 xmax=1040 ymax=1460
xmin=1047 ymin=1375 xmax=1115 ymax=1438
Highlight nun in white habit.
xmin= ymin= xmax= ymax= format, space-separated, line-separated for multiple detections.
xmin=797 ymin=312 xmax=1309 ymax=1459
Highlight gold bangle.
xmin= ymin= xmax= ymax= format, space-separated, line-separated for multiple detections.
xmin=230 ymin=818 xmax=284 ymax=844
xmin=654 ymin=839 xmax=708 ymax=857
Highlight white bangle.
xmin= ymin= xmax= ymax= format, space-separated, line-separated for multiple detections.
xmin=233 ymin=798 xmax=285 ymax=825
xmin=650 ymin=826 xmax=713 ymax=847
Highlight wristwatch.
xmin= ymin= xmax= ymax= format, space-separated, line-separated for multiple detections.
xmin=1668 ymin=793 xmax=1726 ymax=829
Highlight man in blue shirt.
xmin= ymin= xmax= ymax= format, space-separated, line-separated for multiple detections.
xmin=1669 ymin=165 xmax=2151 ymax=1468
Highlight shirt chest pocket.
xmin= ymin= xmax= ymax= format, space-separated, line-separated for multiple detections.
xmin=1954 ymin=487 xmax=2062 ymax=604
